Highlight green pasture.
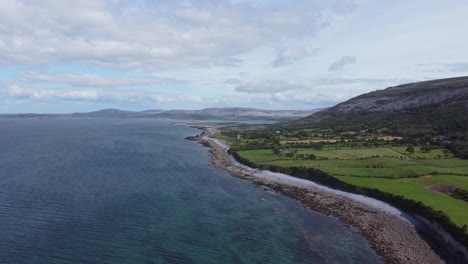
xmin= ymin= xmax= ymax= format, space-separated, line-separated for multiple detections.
xmin=337 ymin=175 xmax=468 ymax=227
xmin=238 ymin=148 xmax=468 ymax=178
xmin=234 ymin=140 xmax=468 ymax=228
xmin=391 ymin=147 xmax=452 ymax=159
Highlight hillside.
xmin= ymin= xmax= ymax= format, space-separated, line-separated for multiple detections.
xmin=71 ymin=109 xmax=143 ymax=118
xmin=214 ymin=77 xmax=468 ymax=251
xmin=1 ymin=108 xmax=319 ymax=122
xmin=294 ymin=76 xmax=468 ymax=157
xmin=153 ymin=107 xmax=321 ymax=121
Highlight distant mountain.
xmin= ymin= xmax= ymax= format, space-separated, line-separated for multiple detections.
xmin=153 ymin=107 xmax=322 ymax=121
xmin=0 ymin=113 xmax=53 ymax=118
xmin=1 ymin=107 xmax=320 ymax=121
xmin=71 ymin=109 xmax=141 ymax=118
xmin=0 ymin=109 xmax=157 ymax=118
xmin=71 ymin=109 xmax=166 ymax=117
xmin=293 ymin=76 xmax=468 ymax=157
xmin=138 ymin=109 xmax=165 ymax=114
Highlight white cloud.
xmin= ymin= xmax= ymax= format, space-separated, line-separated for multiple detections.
xmin=19 ymin=72 xmax=184 ymax=88
xmin=233 ymin=78 xmax=408 ymax=94
xmin=328 ymin=56 xmax=357 ymax=71
xmin=0 ymin=83 xmax=285 ymax=109
xmin=235 ymin=80 xmax=305 ymax=93
xmin=0 ymin=0 xmax=346 ymax=70
xmin=2 ymin=1 xmax=467 ymax=112
xmin=416 ymin=62 xmax=468 ymax=74
xmin=271 ymin=46 xmax=318 ymax=67
xmin=0 ymin=76 xmax=410 ymax=109
xmin=0 ymin=84 xmax=201 ymax=104
xmin=332 ymin=0 xmax=357 ymax=15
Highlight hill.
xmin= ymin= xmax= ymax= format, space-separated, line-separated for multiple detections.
xmin=71 ymin=109 xmax=143 ymax=118
xmin=1 ymin=108 xmax=319 ymax=122
xmin=294 ymin=77 xmax=468 ymax=158
xmin=152 ymin=107 xmax=321 ymax=121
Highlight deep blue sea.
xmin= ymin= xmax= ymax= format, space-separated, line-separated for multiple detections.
xmin=0 ymin=118 xmax=382 ymax=264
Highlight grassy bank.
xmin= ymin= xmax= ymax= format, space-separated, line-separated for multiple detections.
xmin=230 ymin=150 xmax=468 ymax=249
xmin=214 ymin=123 xmax=468 ymax=249
xmin=237 ymin=147 xmax=468 ymax=227
xmin=337 ymin=175 xmax=468 ymax=227
xmin=238 ymin=148 xmax=468 ymax=178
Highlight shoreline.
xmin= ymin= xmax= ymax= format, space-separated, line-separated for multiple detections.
xmin=181 ymin=123 xmax=451 ymax=264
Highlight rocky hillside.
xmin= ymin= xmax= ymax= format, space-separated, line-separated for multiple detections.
xmin=327 ymin=77 xmax=468 ymax=113
xmin=297 ymin=76 xmax=468 ymax=124
xmin=294 ymin=76 xmax=468 ymax=158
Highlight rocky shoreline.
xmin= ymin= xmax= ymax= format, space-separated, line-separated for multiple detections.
xmin=182 ymin=124 xmax=449 ymax=264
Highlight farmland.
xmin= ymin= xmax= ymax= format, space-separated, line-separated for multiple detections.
xmin=217 ymin=126 xmax=468 ymax=228
xmin=237 ymin=148 xmax=468 ymax=179
xmin=337 ymin=175 xmax=468 ymax=226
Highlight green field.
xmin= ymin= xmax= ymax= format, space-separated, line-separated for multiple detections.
xmin=238 ymin=148 xmax=468 ymax=178
xmin=337 ymin=175 xmax=468 ymax=226
xmin=391 ymin=147 xmax=452 ymax=159
xmin=237 ymin=146 xmax=468 ymax=227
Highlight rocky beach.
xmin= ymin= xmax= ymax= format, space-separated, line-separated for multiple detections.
xmin=183 ymin=124 xmax=449 ymax=264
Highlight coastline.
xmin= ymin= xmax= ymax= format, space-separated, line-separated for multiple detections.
xmin=182 ymin=124 xmax=448 ymax=264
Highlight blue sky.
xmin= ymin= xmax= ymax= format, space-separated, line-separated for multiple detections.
xmin=1 ymin=0 xmax=467 ymax=113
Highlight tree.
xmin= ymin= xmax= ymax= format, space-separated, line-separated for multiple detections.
xmin=273 ymin=146 xmax=282 ymax=155
xmin=421 ymin=145 xmax=431 ymax=153
xmin=443 ymin=149 xmax=450 ymax=158
xmin=406 ymin=145 xmax=415 ymax=154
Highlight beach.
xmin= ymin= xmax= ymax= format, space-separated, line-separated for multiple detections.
xmin=183 ymin=124 xmax=447 ymax=264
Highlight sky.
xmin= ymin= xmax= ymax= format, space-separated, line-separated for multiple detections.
xmin=1 ymin=0 xmax=468 ymax=113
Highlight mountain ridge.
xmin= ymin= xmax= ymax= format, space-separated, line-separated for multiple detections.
xmin=0 ymin=107 xmax=322 ymax=121
xmin=293 ymin=76 xmax=468 ymax=158
xmin=327 ymin=76 xmax=468 ymax=113
xmin=296 ymin=76 xmax=468 ymax=124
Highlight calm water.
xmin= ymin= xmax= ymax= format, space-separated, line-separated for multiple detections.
xmin=0 ymin=118 xmax=382 ymax=264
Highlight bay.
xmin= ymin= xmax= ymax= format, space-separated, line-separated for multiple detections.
xmin=0 ymin=118 xmax=382 ymax=263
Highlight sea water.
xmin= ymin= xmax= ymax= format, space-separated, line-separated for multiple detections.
xmin=0 ymin=118 xmax=382 ymax=264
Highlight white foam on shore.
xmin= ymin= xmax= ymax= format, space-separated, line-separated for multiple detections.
xmin=206 ymin=136 xmax=409 ymax=221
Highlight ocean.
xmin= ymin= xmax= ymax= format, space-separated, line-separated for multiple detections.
xmin=0 ymin=118 xmax=382 ymax=263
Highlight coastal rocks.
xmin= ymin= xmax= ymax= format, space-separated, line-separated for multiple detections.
xmin=274 ymin=185 xmax=443 ymax=264
xmin=186 ymin=126 xmax=445 ymax=264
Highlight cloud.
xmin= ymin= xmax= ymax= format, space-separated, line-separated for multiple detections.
xmin=1 ymin=84 xmax=201 ymax=104
xmin=444 ymin=63 xmax=468 ymax=73
xmin=19 ymin=72 xmax=185 ymax=88
xmin=5 ymin=76 xmax=404 ymax=107
xmin=328 ymin=56 xmax=357 ymax=71
xmin=0 ymin=0 xmax=347 ymax=71
xmin=0 ymin=76 xmax=412 ymax=109
xmin=235 ymin=80 xmax=306 ymax=93
xmin=271 ymin=46 xmax=318 ymax=67
xmin=270 ymin=91 xmax=351 ymax=104
xmin=233 ymin=78 xmax=409 ymax=94
xmin=223 ymin=79 xmax=242 ymax=85
xmin=332 ymin=0 xmax=358 ymax=15
xmin=416 ymin=62 xmax=468 ymax=73
xmin=2 ymin=84 xmax=99 ymax=101
xmin=313 ymin=77 xmax=413 ymax=86
xmin=0 ymin=83 xmax=277 ymax=108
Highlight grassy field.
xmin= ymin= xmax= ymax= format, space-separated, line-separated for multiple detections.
xmin=238 ymin=148 xmax=468 ymax=178
xmin=237 ymin=146 xmax=468 ymax=227
xmin=337 ymin=175 xmax=468 ymax=226
xmin=211 ymin=133 xmax=236 ymax=144
xmin=391 ymin=147 xmax=451 ymax=159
